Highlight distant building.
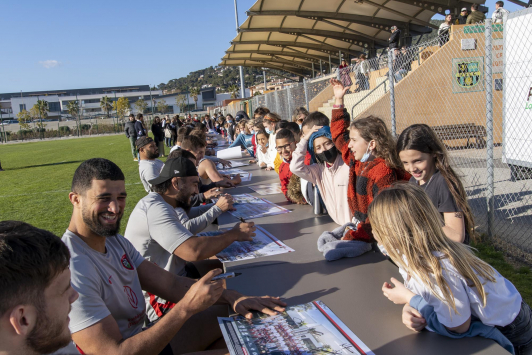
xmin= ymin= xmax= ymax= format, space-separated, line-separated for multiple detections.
xmin=0 ymin=85 xmax=162 ymax=119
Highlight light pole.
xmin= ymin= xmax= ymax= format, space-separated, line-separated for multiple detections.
xmin=234 ymin=0 xmax=246 ymax=99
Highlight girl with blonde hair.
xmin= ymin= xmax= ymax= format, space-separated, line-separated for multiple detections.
xmin=369 ymin=183 xmax=531 ymax=354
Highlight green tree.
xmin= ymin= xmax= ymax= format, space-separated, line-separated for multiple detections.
xmin=16 ymin=109 xmax=31 ymax=130
xmin=66 ymin=100 xmax=80 ymax=120
xmin=113 ymin=97 xmax=130 ymax=122
xmin=228 ymin=85 xmax=239 ymax=99
xmin=134 ymin=99 xmax=148 ymax=114
xmin=175 ymin=95 xmax=187 ymax=113
xmin=189 ymin=87 xmax=200 ymax=110
xmin=156 ymin=100 xmax=168 ymax=114
xmin=35 ymin=99 xmax=49 ymax=120
xmin=100 ymin=96 xmax=113 ymax=118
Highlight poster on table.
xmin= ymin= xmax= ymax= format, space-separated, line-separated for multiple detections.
xmin=219 ymin=300 xmax=374 ymax=355
xmin=197 ymin=226 xmax=294 ymax=262
xmin=229 ymin=194 xmax=290 ymax=219
xmin=503 ymin=8 xmax=532 ymax=172
xmin=248 ymin=183 xmax=283 ymax=195
xmin=219 ymin=168 xmax=252 ymax=182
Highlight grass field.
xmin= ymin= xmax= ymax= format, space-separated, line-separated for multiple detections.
xmin=0 ymin=134 xmax=531 ymax=305
xmin=0 ymin=135 xmax=164 ymax=236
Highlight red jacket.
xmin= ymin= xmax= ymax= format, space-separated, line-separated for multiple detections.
xmin=252 ymin=134 xmax=257 ymax=157
xmin=279 ymin=152 xmax=312 ymax=202
xmin=331 ymin=108 xmax=410 ymax=243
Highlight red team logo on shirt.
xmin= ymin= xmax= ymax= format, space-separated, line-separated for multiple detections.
xmin=121 ymin=254 xmax=134 ymax=270
xmin=123 ymin=286 xmax=138 ymax=309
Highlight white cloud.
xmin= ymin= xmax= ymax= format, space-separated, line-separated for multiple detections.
xmin=39 ymin=60 xmax=61 ymax=69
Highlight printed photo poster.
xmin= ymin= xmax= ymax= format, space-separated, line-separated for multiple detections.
xmin=229 ymin=194 xmax=290 ymax=219
xmin=219 ymin=168 xmax=252 ymax=182
xmin=248 ymin=183 xmax=283 ymax=195
xmin=219 ymin=300 xmax=374 ymax=355
xmin=198 ymin=226 xmax=294 ymax=262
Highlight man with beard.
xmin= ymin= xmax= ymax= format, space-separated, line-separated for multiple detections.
xmin=65 ymin=158 xmax=285 ymax=355
xmin=166 ymin=148 xmax=233 ymax=234
xmin=124 ymin=156 xmax=261 ymax=324
xmin=137 ymin=137 xmax=164 ymax=193
xmin=0 ymin=221 xmax=79 ymax=355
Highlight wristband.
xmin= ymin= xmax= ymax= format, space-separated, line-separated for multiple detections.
xmin=333 ymin=104 xmax=344 ymax=109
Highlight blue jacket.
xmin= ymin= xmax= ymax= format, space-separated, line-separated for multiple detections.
xmin=229 ymin=133 xmax=254 ymax=157
xmin=410 ymin=295 xmax=514 ymax=354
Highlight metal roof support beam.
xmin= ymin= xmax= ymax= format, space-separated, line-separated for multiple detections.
xmin=220 ymin=62 xmax=309 ymax=77
xmin=225 ymin=50 xmax=331 ymax=63
xmin=296 ymin=35 xmax=363 ymax=57
xmin=362 ymin=0 xmax=438 ymax=29
xmin=312 ymin=17 xmax=387 ymax=47
xmin=238 ymin=27 xmax=372 ymax=47
xmin=230 ymin=40 xmax=355 ymax=57
xmin=247 ymin=10 xmax=409 ymax=30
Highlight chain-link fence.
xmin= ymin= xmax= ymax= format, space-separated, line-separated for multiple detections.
xmin=359 ymin=11 xmax=532 ymax=263
xmin=216 ymin=10 xmax=532 ymax=263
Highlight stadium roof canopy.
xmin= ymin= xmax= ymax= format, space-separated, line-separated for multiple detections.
xmin=220 ymin=0 xmax=485 ymax=77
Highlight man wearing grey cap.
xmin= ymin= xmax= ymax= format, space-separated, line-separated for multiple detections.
xmin=136 ymin=136 xmax=164 ymax=193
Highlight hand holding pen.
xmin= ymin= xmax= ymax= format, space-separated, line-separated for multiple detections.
xmin=233 ymin=218 xmax=256 ymax=241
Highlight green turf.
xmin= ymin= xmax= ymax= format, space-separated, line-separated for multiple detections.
xmin=1 ymin=135 xmax=531 ymax=305
xmin=0 ymin=135 xmax=166 ymax=236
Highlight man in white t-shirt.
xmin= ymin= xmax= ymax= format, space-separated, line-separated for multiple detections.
xmin=125 ymin=156 xmax=257 ymax=323
xmin=136 ymin=137 xmax=164 ymax=193
xmin=63 ymin=158 xmax=286 ymax=355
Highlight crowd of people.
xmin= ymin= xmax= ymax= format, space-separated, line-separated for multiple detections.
xmin=1 ymin=77 xmax=531 ymax=355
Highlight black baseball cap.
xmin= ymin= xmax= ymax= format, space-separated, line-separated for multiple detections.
xmin=135 ymin=136 xmax=154 ymax=150
xmin=148 ymin=157 xmax=198 ymax=186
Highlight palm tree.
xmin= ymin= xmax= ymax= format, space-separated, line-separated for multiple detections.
xmin=100 ymin=96 xmax=113 ymax=118
xmin=35 ymin=99 xmax=49 ymax=120
xmin=189 ymin=87 xmax=200 ymax=110
xmin=228 ymin=85 xmax=239 ymax=99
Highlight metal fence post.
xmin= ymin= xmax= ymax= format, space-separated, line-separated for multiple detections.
xmin=287 ymin=86 xmax=292 ymax=120
xmin=275 ymin=90 xmax=280 ymax=114
xmin=303 ymin=79 xmax=309 ymax=111
xmin=387 ymin=51 xmax=397 ymax=136
xmin=313 ymin=186 xmax=320 ymax=215
xmin=485 ymin=19 xmax=495 ymax=239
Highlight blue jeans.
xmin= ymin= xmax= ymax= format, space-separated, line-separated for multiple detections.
xmin=497 ymin=302 xmax=532 ymax=355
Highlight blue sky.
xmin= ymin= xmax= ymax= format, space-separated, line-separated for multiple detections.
xmin=0 ymin=0 xmax=523 ymax=93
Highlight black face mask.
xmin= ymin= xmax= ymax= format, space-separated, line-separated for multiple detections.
xmin=316 ymin=146 xmax=338 ymax=164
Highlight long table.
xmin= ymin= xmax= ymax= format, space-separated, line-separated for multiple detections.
xmin=210 ymin=140 xmax=506 ymax=354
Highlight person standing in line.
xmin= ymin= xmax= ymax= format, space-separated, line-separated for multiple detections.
xmin=151 ymin=116 xmax=165 ymax=157
xmin=492 ymin=1 xmax=509 ymax=23
xmin=338 ymin=58 xmax=353 ymax=93
xmin=457 ymin=8 xmax=469 ymax=24
xmin=438 ymin=14 xmax=453 ymax=47
xmin=359 ymin=54 xmax=370 ymax=91
xmin=124 ymin=114 xmax=138 ymax=161
xmin=135 ymin=113 xmax=147 ymax=139
xmin=389 ymin=26 xmax=401 ymax=50
xmin=466 ymin=3 xmax=486 ymax=24
xmin=136 ymin=137 xmax=164 ymax=193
